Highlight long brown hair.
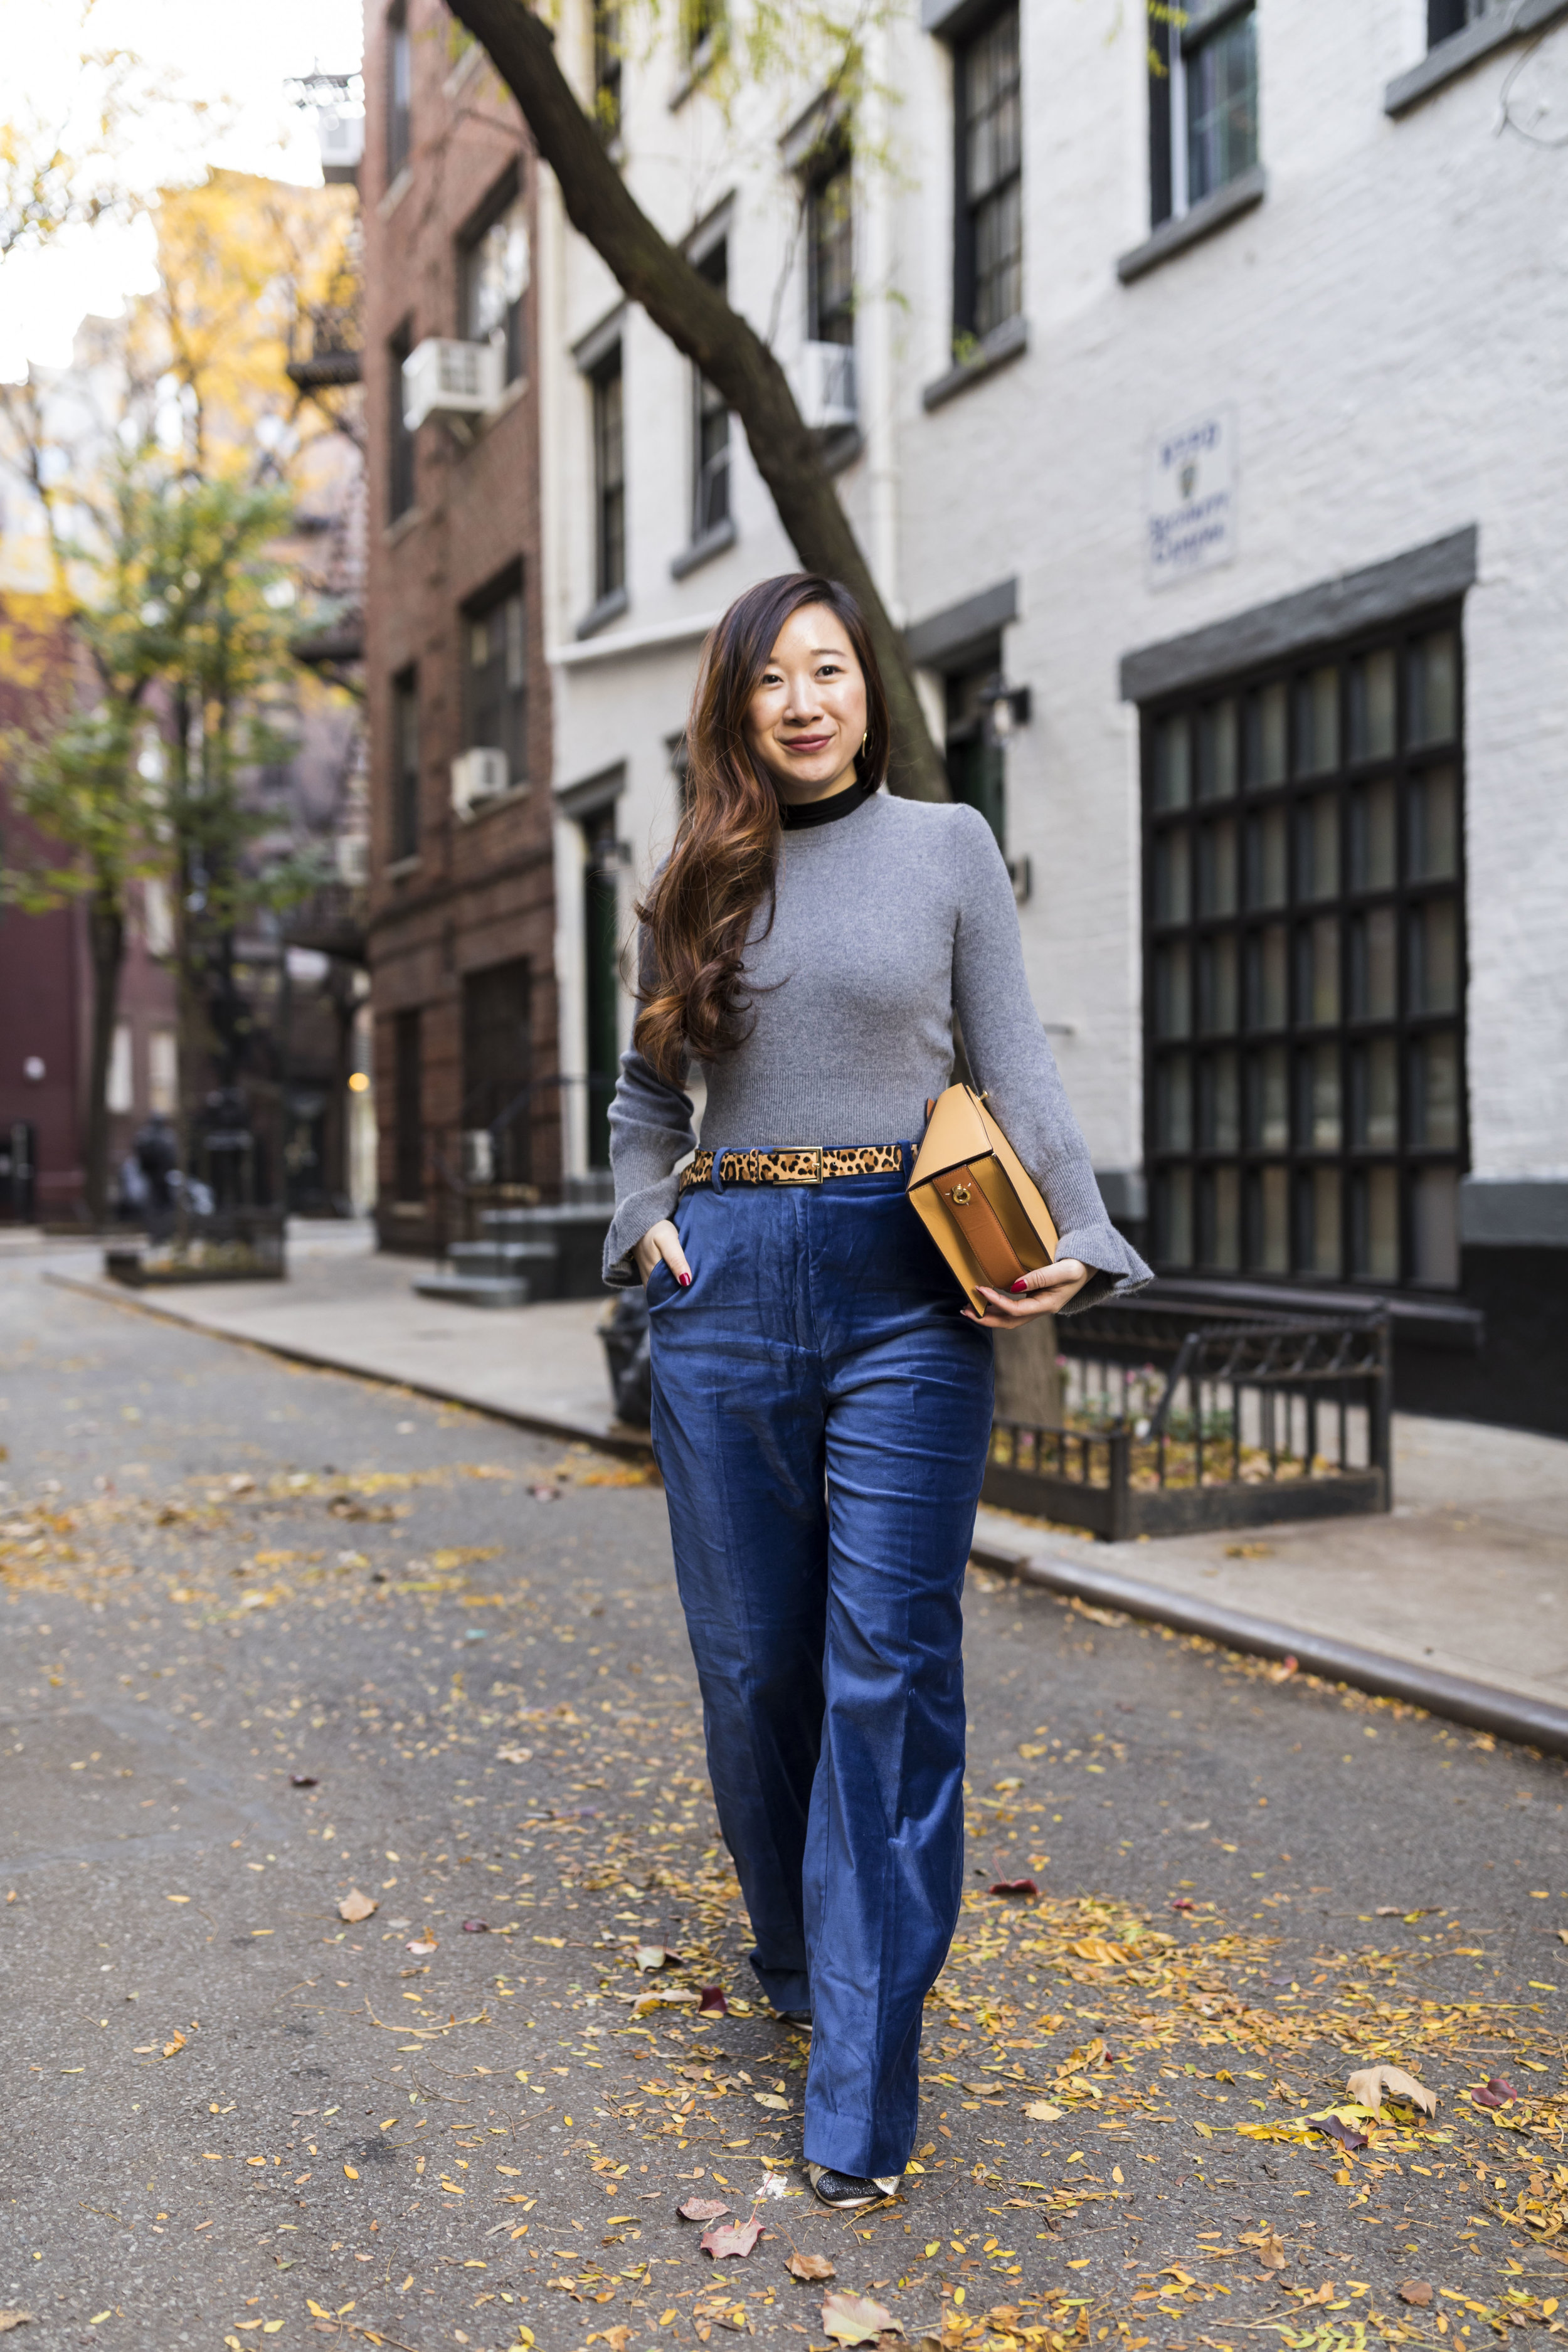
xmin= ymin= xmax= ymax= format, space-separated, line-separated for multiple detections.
xmin=632 ymin=572 xmax=891 ymax=1084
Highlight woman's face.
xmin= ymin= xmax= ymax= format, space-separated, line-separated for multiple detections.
xmin=742 ymin=601 xmax=868 ymax=803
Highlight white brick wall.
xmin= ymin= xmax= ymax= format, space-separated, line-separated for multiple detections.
xmin=541 ymin=0 xmax=1568 ymax=1189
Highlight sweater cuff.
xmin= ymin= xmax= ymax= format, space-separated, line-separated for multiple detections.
xmin=1053 ymin=1223 xmax=1153 ymax=1316
xmin=601 ymin=1173 xmax=684 ymax=1288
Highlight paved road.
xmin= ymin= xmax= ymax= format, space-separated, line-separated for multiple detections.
xmin=3 ymin=1264 xmax=1565 ymax=2352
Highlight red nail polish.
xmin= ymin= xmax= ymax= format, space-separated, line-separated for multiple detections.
xmin=678 ymin=1272 xmax=691 ymax=1288
xmin=1010 ymin=1278 xmax=1028 ymax=1294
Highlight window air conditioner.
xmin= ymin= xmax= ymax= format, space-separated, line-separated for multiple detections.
xmin=451 ymin=746 xmax=509 ymax=818
xmin=402 ymin=338 xmax=506 ymax=433
xmin=797 ymin=340 xmax=857 ymax=430
xmin=316 ymin=108 xmax=365 ymax=183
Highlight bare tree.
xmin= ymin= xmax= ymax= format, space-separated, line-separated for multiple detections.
xmin=445 ymin=0 xmax=948 ymax=803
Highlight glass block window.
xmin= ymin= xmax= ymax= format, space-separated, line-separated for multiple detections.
xmin=1143 ymin=613 xmax=1466 ymax=1291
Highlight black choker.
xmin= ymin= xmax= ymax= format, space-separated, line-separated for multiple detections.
xmin=778 ymin=775 xmax=875 ymax=830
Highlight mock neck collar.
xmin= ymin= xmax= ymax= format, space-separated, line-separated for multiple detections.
xmin=778 ymin=774 xmax=876 ymax=831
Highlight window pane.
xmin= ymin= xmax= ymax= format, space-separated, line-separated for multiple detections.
xmin=1409 ymin=898 xmax=1459 ymax=1014
xmin=1200 ymin=1049 xmax=1239 ymax=1151
xmin=1301 ymin=1165 xmax=1342 ymax=1277
xmin=1297 ymin=792 xmax=1338 ymax=901
xmin=965 ymin=3 xmax=1022 ymax=336
xmin=1295 ymin=664 xmax=1339 ymax=777
xmin=1348 ymin=906 xmax=1397 ymax=1019
xmin=1245 ymin=805 xmax=1288 ymax=908
xmin=1198 ymin=934 xmax=1237 ymax=1034
xmin=1155 ymin=941 xmax=1191 ymax=1038
xmin=1409 ymin=765 xmax=1458 ymax=881
xmin=1197 ymin=817 xmax=1236 ymax=916
xmin=467 ymin=194 xmax=529 ymax=381
xmin=1245 ymin=681 xmax=1288 ymax=787
xmin=1411 ymin=1029 xmax=1461 ymax=1148
xmin=1408 ymin=629 xmax=1457 ymax=747
xmin=1412 ymin=1165 xmax=1459 ymax=1288
xmin=1196 ymin=698 xmax=1237 ymax=800
xmin=1248 ymin=1045 xmax=1288 ymax=1152
xmin=1348 ymin=647 xmax=1396 ymax=762
xmin=593 ymin=356 xmax=625 ymax=600
xmin=974 ymin=177 xmax=1023 ymax=337
xmin=1299 ymin=914 xmax=1340 ymax=1026
xmin=1348 ymin=778 xmax=1396 ymax=892
xmin=1155 ymin=1053 xmax=1192 ymax=1151
xmin=1186 ymin=7 xmax=1258 ymax=206
xmin=1157 ymin=1166 xmax=1193 ymax=1266
xmin=1154 ymin=826 xmax=1190 ymax=922
xmin=1154 ymin=714 xmax=1192 ymax=810
xmin=1350 ymin=1036 xmax=1399 ymax=1149
xmin=1247 ymin=923 xmax=1288 ymax=1030
xmin=1254 ymin=1163 xmax=1289 ymax=1273
xmin=808 ymin=155 xmax=855 ymax=345
xmin=1352 ymin=1165 xmax=1400 ymax=1281
xmin=1303 ymin=1041 xmax=1342 ymax=1150
xmin=1204 ymin=1165 xmax=1241 ymax=1270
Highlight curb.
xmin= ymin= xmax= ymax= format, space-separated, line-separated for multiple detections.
xmin=970 ymin=1528 xmax=1568 ymax=1761
xmin=42 ymin=1270 xmax=655 ymax=1463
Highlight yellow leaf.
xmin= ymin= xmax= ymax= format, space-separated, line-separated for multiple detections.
xmin=338 ymin=1889 xmax=378 ymax=1924
xmin=307 ymin=2302 xmax=332 ymax=2319
xmin=90 ymin=2315 xmax=113 ymax=2327
xmin=264 ymin=2327 xmax=284 ymax=2336
xmin=343 ymin=2164 xmax=358 ymax=2180
xmin=166 ymin=1894 xmax=190 ymax=1904
xmin=1345 ymin=2063 xmax=1436 ymax=2118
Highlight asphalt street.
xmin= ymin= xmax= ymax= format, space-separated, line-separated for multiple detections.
xmin=3 ymin=1261 xmax=1566 ymax=2352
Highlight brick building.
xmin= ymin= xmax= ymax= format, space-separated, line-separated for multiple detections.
xmin=361 ymin=3 xmax=558 ymax=1254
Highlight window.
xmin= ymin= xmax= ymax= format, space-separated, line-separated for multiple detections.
xmin=593 ymin=0 xmax=622 ymax=139
xmin=464 ymin=567 xmax=527 ymax=786
xmin=581 ymin=809 xmax=620 ymax=1170
xmin=462 ymin=177 xmax=529 ymax=386
xmin=1143 ymin=616 xmax=1466 ymax=1292
xmin=388 ymin=319 xmax=415 ymax=522
xmin=679 ymin=0 xmax=724 ymax=71
xmin=691 ymin=243 xmax=730 ymax=541
xmin=391 ymin=665 xmax=420 ymax=859
xmin=108 ymin=1022 xmax=134 ymax=1116
xmin=148 ymin=1027 xmax=177 ymax=1116
xmin=807 ymin=146 xmax=854 ymax=347
xmin=386 ymin=1 xmax=411 ymax=186
xmin=462 ymin=961 xmax=532 ymax=1188
xmin=944 ymin=647 xmax=1006 ymax=851
xmin=590 ymin=346 xmax=625 ymax=602
xmin=393 ymin=1008 xmax=422 ymax=1204
xmin=1148 ymin=0 xmax=1258 ymax=230
xmin=1428 ymin=0 xmax=1495 ymax=44
xmin=955 ymin=6 xmax=1022 ymax=341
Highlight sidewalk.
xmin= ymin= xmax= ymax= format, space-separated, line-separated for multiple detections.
xmin=39 ymin=1221 xmax=1568 ymax=1743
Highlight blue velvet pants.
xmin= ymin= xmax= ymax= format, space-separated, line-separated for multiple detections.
xmin=646 ymin=1162 xmax=994 ymax=2179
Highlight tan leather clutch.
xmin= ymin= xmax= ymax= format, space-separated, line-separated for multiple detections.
xmin=906 ymin=1083 xmax=1059 ymax=1315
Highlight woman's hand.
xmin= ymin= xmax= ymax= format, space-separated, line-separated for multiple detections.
xmin=633 ymin=1219 xmax=691 ymax=1289
xmin=965 ymin=1258 xmax=1091 ymax=1328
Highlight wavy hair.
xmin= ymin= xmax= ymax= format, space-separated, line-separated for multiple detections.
xmin=632 ymin=572 xmax=891 ymax=1084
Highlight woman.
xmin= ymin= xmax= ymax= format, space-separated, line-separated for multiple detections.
xmin=603 ymin=573 xmax=1148 ymax=2210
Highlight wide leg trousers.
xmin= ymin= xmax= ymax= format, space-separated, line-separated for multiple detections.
xmin=646 ymin=1163 xmax=994 ymax=2180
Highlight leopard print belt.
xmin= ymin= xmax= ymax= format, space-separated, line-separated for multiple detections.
xmin=679 ymin=1143 xmax=906 ymax=1193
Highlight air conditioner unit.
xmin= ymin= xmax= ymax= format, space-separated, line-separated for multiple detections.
xmin=451 ymin=746 xmax=509 ymax=818
xmin=797 ymin=340 xmax=857 ymax=430
xmin=316 ymin=107 xmax=364 ymax=183
xmin=402 ymin=337 xmax=506 ymax=432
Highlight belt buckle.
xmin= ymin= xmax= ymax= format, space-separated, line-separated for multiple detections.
xmin=774 ymin=1146 xmax=823 ymax=1185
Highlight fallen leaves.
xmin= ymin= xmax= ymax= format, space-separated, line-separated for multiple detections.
xmin=161 ymin=2030 xmax=186 ymax=2060
xmin=988 ymin=1879 xmax=1039 ymax=1899
xmin=697 ymin=1986 xmax=728 ymax=2016
xmin=1345 ymin=2062 xmax=1436 ymax=2116
xmin=1473 ymin=2075 xmax=1518 ymax=2109
xmin=752 ymin=2092 xmax=790 ymax=2111
xmin=497 ymin=1745 xmax=533 ymax=1765
xmin=787 ymin=2250 xmax=835 ymax=2281
xmin=1313 ymin=2116 xmax=1369 ymax=2151
xmin=0 ymin=2318 xmax=32 ymax=2336
xmin=337 ymin=1889 xmax=378 ymax=1924
xmin=1023 ymin=2101 xmax=1063 ymax=2123
xmin=700 ymin=2217 xmax=762 ymax=2261
xmin=1239 ymin=2227 xmax=1288 ymax=2271
xmin=822 ymin=2289 xmax=902 ymax=2344
xmin=678 ymin=2199 xmax=730 ymax=2223
xmin=290 ymin=1774 xmax=318 ymax=1789
xmin=1399 ymin=2279 xmax=1434 ymax=2307
xmin=635 ymin=1943 xmax=682 ymax=1971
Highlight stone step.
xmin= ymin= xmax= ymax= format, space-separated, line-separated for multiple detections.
xmin=448 ymin=1240 xmax=558 ymax=1283
xmin=412 ymin=1271 xmax=532 ymax=1310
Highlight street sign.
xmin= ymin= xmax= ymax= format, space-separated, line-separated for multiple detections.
xmin=1147 ymin=408 xmax=1237 ymax=588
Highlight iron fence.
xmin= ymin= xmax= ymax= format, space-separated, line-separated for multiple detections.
xmin=982 ymin=1294 xmax=1391 ymax=1540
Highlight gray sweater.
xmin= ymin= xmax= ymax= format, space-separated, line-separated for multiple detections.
xmin=603 ymin=791 xmax=1151 ymax=1308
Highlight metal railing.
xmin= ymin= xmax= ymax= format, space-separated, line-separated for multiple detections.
xmin=983 ymin=1295 xmax=1392 ymax=1540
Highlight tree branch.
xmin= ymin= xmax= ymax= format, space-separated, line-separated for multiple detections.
xmin=445 ymin=0 xmax=947 ymax=802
